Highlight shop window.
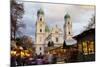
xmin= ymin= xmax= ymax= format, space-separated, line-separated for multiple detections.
xmin=82 ymin=42 xmax=88 ymax=55
xmin=78 ymin=44 xmax=82 ymax=52
xmin=88 ymin=41 xmax=94 ymax=54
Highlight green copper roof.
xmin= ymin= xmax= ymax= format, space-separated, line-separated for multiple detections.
xmin=45 ymin=25 xmax=50 ymax=32
xmin=64 ymin=13 xmax=70 ymax=19
xmin=37 ymin=8 xmax=44 ymax=16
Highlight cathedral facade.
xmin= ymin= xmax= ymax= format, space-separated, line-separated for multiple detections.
xmin=35 ymin=8 xmax=72 ymax=55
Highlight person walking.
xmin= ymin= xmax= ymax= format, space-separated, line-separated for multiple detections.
xmin=11 ymin=56 xmax=16 ymax=67
xmin=52 ymin=54 xmax=57 ymax=64
xmin=48 ymin=53 xmax=53 ymax=64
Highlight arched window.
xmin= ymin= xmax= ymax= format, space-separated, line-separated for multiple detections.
xmin=48 ymin=41 xmax=54 ymax=47
xmin=40 ymin=47 xmax=41 ymax=50
xmin=51 ymin=41 xmax=54 ymax=46
xmin=48 ymin=41 xmax=51 ymax=47
xmin=68 ymin=21 xmax=70 ymax=24
xmin=40 ymin=29 xmax=42 ymax=32
xmin=40 ymin=17 xmax=42 ymax=21
xmin=69 ymin=32 xmax=70 ymax=34
xmin=56 ymin=37 xmax=58 ymax=42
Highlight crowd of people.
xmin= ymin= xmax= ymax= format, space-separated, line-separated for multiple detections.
xmin=11 ymin=53 xmax=58 ymax=67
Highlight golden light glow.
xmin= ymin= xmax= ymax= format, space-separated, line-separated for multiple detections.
xmin=82 ymin=41 xmax=94 ymax=55
xmin=11 ymin=50 xmax=16 ymax=55
xmin=21 ymin=51 xmax=25 ymax=57
xmin=83 ymin=42 xmax=88 ymax=55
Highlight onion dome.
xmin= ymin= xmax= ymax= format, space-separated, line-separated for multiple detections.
xmin=64 ymin=13 xmax=70 ymax=19
xmin=45 ymin=25 xmax=50 ymax=32
xmin=37 ymin=8 xmax=44 ymax=16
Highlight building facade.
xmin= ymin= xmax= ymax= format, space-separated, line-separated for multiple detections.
xmin=74 ymin=28 xmax=95 ymax=61
xmin=35 ymin=8 xmax=73 ymax=55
